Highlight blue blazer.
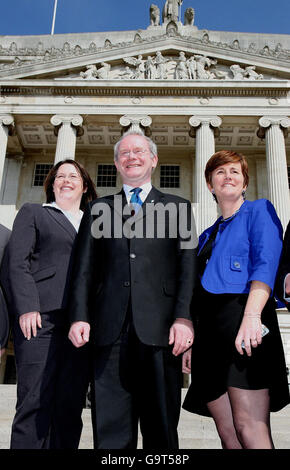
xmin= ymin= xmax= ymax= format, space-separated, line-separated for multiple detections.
xmin=199 ymin=199 xmax=283 ymax=295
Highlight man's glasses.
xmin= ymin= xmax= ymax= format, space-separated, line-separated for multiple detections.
xmin=119 ymin=148 xmax=150 ymax=158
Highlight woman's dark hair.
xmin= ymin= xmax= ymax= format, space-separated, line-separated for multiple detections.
xmin=205 ymin=150 xmax=249 ymax=188
xmin=44 ymin=159 xmax=97 ymax=211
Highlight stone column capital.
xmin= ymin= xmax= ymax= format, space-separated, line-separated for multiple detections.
xmin=257 ymin=116 xmax=290 ymax=139
xmin=0 ymin=114 xmax=15 ymax=136
xmin=120 ymin=115 xmax=152 ymax=136
xmin=50 ymin=114 xmax=84 ymax=137
xmin=189 ymin=115 xmax=222 ymax=138
xmin=189 ymin=115 xmax=222 ymax=128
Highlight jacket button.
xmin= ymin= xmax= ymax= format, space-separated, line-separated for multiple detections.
xmin=234 ymin=261 xmax=240 ymax=268
xmin=130 ymin=253 xmax=136 ymax=259
xmin=124 ymin=281 xmax=130 ymax=287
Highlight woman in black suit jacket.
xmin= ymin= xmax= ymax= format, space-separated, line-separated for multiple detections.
xmin=4 ymin=159 xmax=96 ymax=449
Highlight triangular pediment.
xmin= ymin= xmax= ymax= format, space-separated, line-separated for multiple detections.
xmin=1 ymin=35 xmax=290 ymax=82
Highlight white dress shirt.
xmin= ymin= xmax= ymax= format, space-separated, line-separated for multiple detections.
xmin=123 ymin=182 xmax=152 ymax=205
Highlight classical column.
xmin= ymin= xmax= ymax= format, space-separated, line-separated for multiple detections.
xmin=119 ymin=115 xmax=152 ymax=136
xmin=50 ymin=115 xmax=83 ymax=164
xmin=257 ymin=116 xmax=290 ymax=230
xmin=189 ymin=116 xmax=222 ymax=234
xmin=0 ymin=114 xmax=14 ymax=189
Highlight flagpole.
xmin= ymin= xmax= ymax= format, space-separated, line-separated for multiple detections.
xmin=51 ymin=0 xmax=58 ymax=35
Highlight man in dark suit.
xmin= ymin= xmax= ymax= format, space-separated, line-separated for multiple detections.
xmin=0 ymin=223 xmax=11 ymax=357
xmin=275 ymin=221 xmax=290 ymax=311
xmin=68 ymin=131 xmax=197 ymax=449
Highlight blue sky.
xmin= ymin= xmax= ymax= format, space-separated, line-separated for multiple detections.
xmin=0 ymin=0 xmax=289 ymax=36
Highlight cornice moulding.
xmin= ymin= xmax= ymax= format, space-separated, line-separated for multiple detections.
xmin=0 ymin=79 xmax=289 ymax=99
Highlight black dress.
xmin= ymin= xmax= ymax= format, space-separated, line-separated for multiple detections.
xmin=183 ymin=222 xmax=290 ymax=417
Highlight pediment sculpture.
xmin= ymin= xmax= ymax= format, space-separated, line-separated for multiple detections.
xmin=78 ymin=51 xmax=265 ymax=81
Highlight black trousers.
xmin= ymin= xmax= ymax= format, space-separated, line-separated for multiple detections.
xmin=91 ymin=321 xmax=182 ymax=449
xmin=11 ymin=311 xmax=90 ymax=449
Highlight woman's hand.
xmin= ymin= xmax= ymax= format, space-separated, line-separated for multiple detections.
xmin=235 ymin=314 xmax=262 ymax=356
xmin=235 ymin=280 xmax=271 ymax=357
xmin=182 ymin=348 xmax=192 ymax=374
xmin=19 ymin=312 xmax=42 ymax=340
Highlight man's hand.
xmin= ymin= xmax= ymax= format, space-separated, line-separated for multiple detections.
xmin=19 ymin=312 xmax=42 ymax=340
xmin=68 ymin=321 xmax=90 ymax=348
xmin=169 ymin=318 xmax=194 ymax=356
xmin=0 ymin=348 xmax=6 ymax=359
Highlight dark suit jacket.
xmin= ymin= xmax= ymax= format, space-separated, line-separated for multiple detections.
xmin=275 ymin=220 xmax=290 ymax=311
xmin=1 ymin=203 xmax=77 ymax=318
xmin=0 ymin=223 xmax=11 ymax=347
xmin=69 ymin=187 xmax=198 ymax=347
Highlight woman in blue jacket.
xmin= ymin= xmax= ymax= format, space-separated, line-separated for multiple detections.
xmin=183 ymin=150 xmax=290 ymax=449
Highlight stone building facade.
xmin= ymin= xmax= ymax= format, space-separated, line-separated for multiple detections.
xmin=0 ymin=2 xmax=289 ymax=383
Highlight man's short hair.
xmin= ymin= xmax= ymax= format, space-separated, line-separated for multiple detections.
xmin=114 ymin=130 xmax=158 ymax=161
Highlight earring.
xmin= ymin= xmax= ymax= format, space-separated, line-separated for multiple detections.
xmin=242 ymin=190 xmax=246 ymax=200
xmin=211 ymin=189 xmax=217 ymax=202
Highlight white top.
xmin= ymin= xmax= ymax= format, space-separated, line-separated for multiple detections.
xmin=42 ymin=202 xmax=83 ymax=232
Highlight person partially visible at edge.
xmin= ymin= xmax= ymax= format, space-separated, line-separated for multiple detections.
xmin=0 ymin=223 xmax=11 ymax=358
xmin=67 ymin=130 xmax=198 ymax=449
xmin=0 ymin=159 xmax=97 ymax=449
xmin=182 ymin=150 xmax=290 ymax=449
xmin=275 ymin=220 xmax=290 ymax=312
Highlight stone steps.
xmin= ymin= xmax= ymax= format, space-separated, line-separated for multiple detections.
xmin=1 ymin=385 xmax=289 ymax=449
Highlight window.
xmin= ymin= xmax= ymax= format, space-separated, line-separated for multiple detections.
xmin=33 ymin=163 xmax=53 ymax=187
xmin=160 ymin=165 xmax=180 ymax=188
xmin=97 ymin=164 xmax=117 ymax=187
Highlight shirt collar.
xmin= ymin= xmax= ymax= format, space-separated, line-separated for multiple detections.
xmin=123 ymin=182 xmax=152 ymax=203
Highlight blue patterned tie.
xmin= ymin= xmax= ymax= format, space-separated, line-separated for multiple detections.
xmin=130 ymin=187 xmax=143 ymax=214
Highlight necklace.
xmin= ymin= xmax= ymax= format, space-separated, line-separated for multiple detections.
xmin=221 ymin=205 xmax=243 ymax=223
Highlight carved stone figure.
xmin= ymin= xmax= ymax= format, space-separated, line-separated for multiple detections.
xmin=230 ymin=64 xmax=263 ymax=80
xmin=155 ymin=51 xmax=167 ymax=79
xmin=95 ymin=62 xmax=111 ymax=79
xmin=230 ymin=64 xmax=246 ymax=80
xmin=80 ymin=64 xmax=97 ymax=80
xmin=145 ymin=56 xmax=156 ymax=79
xmin=162 ymin=0 xmax=183 ymax=24
xmin=195 ymin=55 xmax=216 ymax=79
xmin=245 ymin=65 xmax=263 ymax=80
xmin=150 ymin=4 xmax=160 ymax=26
xmin=186 ymin=56 xmax=197 ymax=79
xmin=118 ymin=66 xmax=135 ymax=79
xmin=174 ymin=52 xmax=188 ymax=79
xmin=184 ymin=7 xmax=195 ymax=25
xmin=124 ymin=55 xmax=145 ymax=79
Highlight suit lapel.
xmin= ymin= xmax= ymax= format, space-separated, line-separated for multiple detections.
xmin=134 ymin=186 xmax=165 ymax=223
xmin=44 ymin=206 xmax=76 ymax=240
